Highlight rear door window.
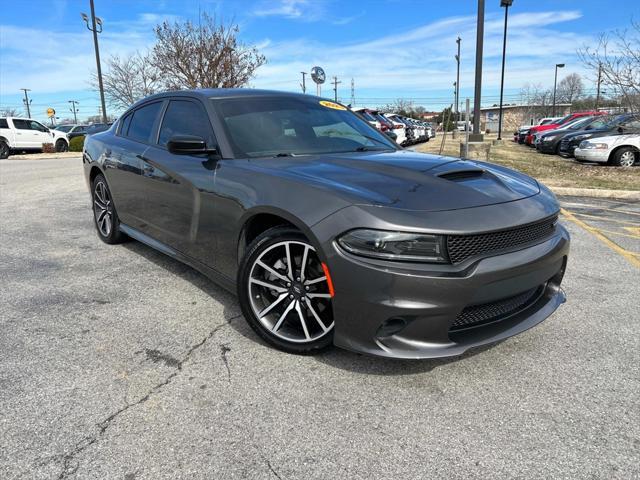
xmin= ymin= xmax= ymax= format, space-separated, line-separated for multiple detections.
xmin=12 ymin=119 xmax=31 ymax=130
xmin=126 ymin=102 xmax=162 ymax=143
xmin=0 ymin=118 xmax=8 ymax=129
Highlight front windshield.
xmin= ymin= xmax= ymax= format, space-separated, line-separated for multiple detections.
xmin=217 ymin=96 xmax=397 ymax=158
xmin=557 ymin=114 xmax=574 ymax=125
xmin=586 ymin=116 xmax=611 ymax=129
xmin=56 ymin=125 xmax=73 ymax=132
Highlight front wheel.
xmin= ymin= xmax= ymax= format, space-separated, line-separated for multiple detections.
xmin=238 ymin=227 xmax=334 ymax=354
xmin=55 ymin=139 xmax=68 ymax=152
xmin=92 ymin=174 xmax=126 ymax=244
xmin=610 ymin=147 xmax=637 ymax=167
xmin=0 ymin=140 xmax=9 ymax=159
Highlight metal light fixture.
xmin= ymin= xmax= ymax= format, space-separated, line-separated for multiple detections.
xmin=552 ymin=63 xmax=565 ymax=116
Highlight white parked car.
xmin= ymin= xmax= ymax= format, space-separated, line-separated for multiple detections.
xmin=574 ymin=134 xmax=639 ymax=167
xmin=0 ymin=117 xmax=69 ymax=158
xmin=383 ymin=113 xmax=409 ymax=146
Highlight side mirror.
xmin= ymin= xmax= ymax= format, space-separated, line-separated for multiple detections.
xmin=167 ymin=135 xmax=216 ymax=155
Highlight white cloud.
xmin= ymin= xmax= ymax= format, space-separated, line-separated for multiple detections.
xmin=0 ymin=8 xmax=594 ymax=112
xmin=250 ymin=10 xmax=593 ymax=106
xmin=253 ymin=0 xmax=324 ymax=20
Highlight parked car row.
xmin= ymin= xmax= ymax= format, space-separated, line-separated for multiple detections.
xmin=55 ymin=122 xmax=114 ymax=140
xmin=353 ymin=108 xmax=435 ymax=147
xmin=514 ymin=112 xmax=640 ymax=167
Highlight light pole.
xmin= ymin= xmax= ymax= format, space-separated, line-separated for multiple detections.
xmin=497 ymin=0 xmax=512 ymax=141
xmin=455 ymin=37 xmax=461 ymax=120
xmin=552 ymin=63 xmax=565 ymax=116
xmin=81 ymin=0 xmax=107 ymax=124
xmin=472 ymin=0 xmax=485 ymax=140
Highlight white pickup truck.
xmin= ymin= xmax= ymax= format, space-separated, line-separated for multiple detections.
xmin=0 ymin=117 xmax=69 ymax=159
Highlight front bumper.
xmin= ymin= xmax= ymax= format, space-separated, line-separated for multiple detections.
xmin=574 ymin=148 xmax=609 ymax=163
xmin=538 ymin=140 xmax=560 ymax=154
xmin=314 ymin=205 xmax=569 ymax=359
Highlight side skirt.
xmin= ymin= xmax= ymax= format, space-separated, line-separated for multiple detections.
xmin=119 ymin=223 xmax=237 ymax=295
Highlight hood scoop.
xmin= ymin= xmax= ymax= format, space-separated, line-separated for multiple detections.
xmin=437 ymin=168 xmax=486 ymax=182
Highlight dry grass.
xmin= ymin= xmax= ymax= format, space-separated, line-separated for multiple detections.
xmin=415 ymin=133 xmax=640 ymax=191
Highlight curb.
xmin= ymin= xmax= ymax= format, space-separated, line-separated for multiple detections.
xmin=550 ymin=186 xmax=640 ymax=200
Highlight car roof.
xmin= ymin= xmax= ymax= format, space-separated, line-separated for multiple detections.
xmin=131 ymin=88 xmax=321 ymax=107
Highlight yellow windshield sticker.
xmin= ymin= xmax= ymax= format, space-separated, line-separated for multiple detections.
xmin=319 ymin=100 xmax=347 ymax=110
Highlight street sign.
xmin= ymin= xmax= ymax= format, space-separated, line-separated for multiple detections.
xmin=47 ymin=108 xmax=56 ymax=118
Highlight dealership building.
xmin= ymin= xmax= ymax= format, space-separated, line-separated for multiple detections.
xmin=480 ymin=104 xmax=572 ymax=133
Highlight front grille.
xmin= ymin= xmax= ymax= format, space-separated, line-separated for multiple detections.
xmin=450 ymin=286 xmax=543 ymax=331
xmin=446 ymin=215 xmax=558 ymax=264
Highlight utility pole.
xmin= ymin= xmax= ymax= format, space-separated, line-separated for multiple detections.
xmin=20 ymin=88 xmax=32 ymax=118
xmin=332 ymin=76 xmax=341 ymax=102
xmin=300 ymin=71 xmax=307 ymax=94
xmin=81 ymin=0 xmax=107 ymax=123
xmin=595 ymin=63 xmax=602 ymax=111
xmin=472 ymin=0 xmax=485 ymax=140
xmin=69 ymin=100 xmax=79 ymax=123
xmin=350 ymin=78 xmax=355 ymax=106
xmin=455 ymin=37 xmax=461 ymax=119
xmin=497 ymin=0 xmax=512 ymax=141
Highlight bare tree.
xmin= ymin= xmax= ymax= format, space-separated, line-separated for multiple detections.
xmin=0 ymin=107 xmax=21 ymax=117
xmin=152 ymin=13 xmax=266 ymax=89
xmin=556 ymin=73 xmax=584 ymax=104
xmin=578 ymin=20 xmax=640 ymax=111
xmin=94 ymin=51 xmax=162 ymax=110
xmin=379 ymin=98 xmax=415 ymax=116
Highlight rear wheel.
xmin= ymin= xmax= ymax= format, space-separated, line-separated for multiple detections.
xmin=55 ymin=139 xmax=68 ymax=152
xmin=611 ymin=147 xmax=637 ymax=167
xmin=238 ymin=227 xmax=334 ymax=354
xmin=0 ymin=140 xmax=9 ymax=159
xmin=92 ymin=174 xmax=126 ymax=244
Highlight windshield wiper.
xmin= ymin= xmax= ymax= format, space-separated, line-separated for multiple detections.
xmin=355 ymin=146 xmax=388 ymax=152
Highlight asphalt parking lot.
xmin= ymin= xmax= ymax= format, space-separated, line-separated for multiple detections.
xmin=1 ymin=157 xmax=639 ymax=479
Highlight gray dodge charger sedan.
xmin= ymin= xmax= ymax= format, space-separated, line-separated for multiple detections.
xmin=83 ymin=89 xmax=569 ymax=359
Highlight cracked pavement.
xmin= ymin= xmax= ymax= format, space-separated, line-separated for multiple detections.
xmin=1 ymin=157 xmax=639 ymax=479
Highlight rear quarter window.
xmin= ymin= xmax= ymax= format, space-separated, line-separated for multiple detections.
xmin=0 ymin=118 xmax=8 ymax=129
xmin=126 ymin=102 xmax=162 ymax=143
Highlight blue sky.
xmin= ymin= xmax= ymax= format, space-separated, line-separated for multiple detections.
xmin=1 ymin=0 xmax=639 ymax=122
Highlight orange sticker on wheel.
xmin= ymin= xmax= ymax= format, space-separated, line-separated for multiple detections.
xmin=319 ymin=100 xmax=347 ymax=110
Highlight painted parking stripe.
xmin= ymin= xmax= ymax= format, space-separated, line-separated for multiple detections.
xmin=561 ymin=208 xmax=640 ymax=269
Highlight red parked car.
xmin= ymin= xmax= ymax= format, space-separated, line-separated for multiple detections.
xmin=525 ymin=111 xmax=606 ymax=145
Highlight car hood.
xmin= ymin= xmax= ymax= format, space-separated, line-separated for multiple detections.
xmin=250 ymin=150 xmax=540 ymax=212
xmin=530 ymin=124 xmax=560 ymax=134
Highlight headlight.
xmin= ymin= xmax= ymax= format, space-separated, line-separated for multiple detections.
xmin=580 ymin=141 xmax=609 ymax=150
xmin=573 ymin=134 xmax=592 ymax=141
xmin=337 ymin=229 xmax=447 ymax=263
xmin=543 ymin=135 xmax=556 ymax=142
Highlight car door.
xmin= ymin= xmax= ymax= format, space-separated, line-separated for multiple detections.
xmin=11 ymin=119 xmax=41 ymax=148
xmin=137 ymin=98 xmax=219 ymax=261
xmin=102 ymin=101 xmax=164 ymax=230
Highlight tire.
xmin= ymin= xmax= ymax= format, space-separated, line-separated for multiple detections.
xmin=0 ymin=140 xmax=9 ymax=159
xmin=610 ymin=147 xmax=637 ymax=167
xmin=91 ymin=174 xmax=126 ymax=244
xmin=55 ymin=139 xmax=69 ymax=152
xmin=238 ymin=226 xmax=334 ymax=354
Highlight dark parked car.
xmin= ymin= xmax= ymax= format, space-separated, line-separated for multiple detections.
xmin=66 ymin=125 xmax=89 ymax=140
xmin=537 ymin=116 xmax=611 ymax=155
xmin=83 ymin=89 xmax=569 ymax=359
xmin=559 ymin=114 xmax=640 ymax=158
